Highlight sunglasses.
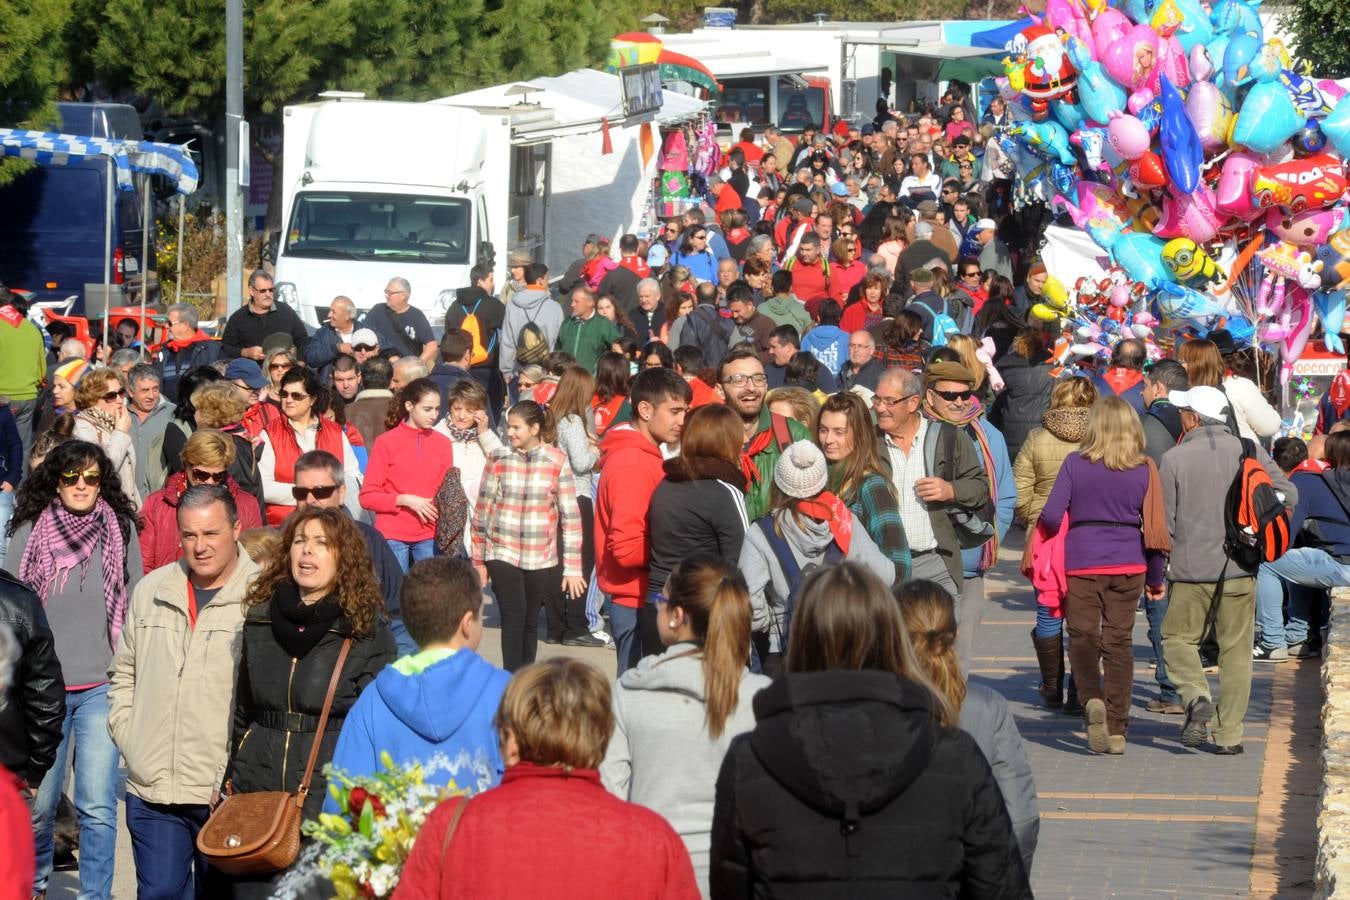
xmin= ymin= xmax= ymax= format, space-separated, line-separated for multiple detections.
xmin=291 ymin=484 xmax=339 ymax=502
xmin=962 ymin=270 xmax=981 ymax=278
xmin=352 ymin=344 xmax=376 ymax=353
xmin=59 ymin=469 xmax=102 ymax=487
xmin=269 ymin=362 xmax=293 ymax=371
xmin=190 ymin=468 xmax=229 ymax=484
xmin=254 ymin=287 xmax=275 ymax=294
xmin=101 ymin=389 xmax=126 ymax=402
xmin=932 ymin=388 xmax=974 ymax=402
xmin=279 ymin=390 xmax=310 ymax=402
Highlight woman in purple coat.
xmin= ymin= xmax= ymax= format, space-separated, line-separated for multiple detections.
xmin=1040 ymin=397 xmax=1170 ymax=756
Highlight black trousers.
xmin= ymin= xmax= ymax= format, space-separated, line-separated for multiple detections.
xmin=546 ymin=497 xmax=593 ymax=641
xmin=487 ymin=560 xmax=559 ymax=672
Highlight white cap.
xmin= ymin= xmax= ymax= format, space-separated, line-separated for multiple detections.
xmin=1168 ymin=385 xmax=1230 ymax=421
xmin=774 ymin=440 xmax=829 ymax=499
xmin=351 ymin=328 xmax=379 ymax=347
xmin=975 ymin=218 xmax=997 ymax=232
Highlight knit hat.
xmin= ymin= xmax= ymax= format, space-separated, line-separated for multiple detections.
xmin=925 ymin=360 xmax=977 ymax=386
xmin=774 ymin=440 xmax=829 ymax=499
xmin=54 ymin=358 xmax=89 ymax=386
xmin=1027 ymin=261 xmax=1047 ymax=279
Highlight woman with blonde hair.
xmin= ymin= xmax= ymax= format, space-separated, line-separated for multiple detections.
xmin=1016 ymin=376 xmax=1098 ymax=710
xmin=1176 ymin=336 xmax=1278 ymax=441
xmin=897 ymin=579 xmax=1039 ymax=874
xmin=816 ymin=391 xmax=910 ymax=580
xmin=711 ymin=563 xmax=1029 ymax=896
xmin=945 ymin=333 xmax=995 ymax=407
xmin=1038 ymin=396 xmax=1171 ymax=754
xmin=71 ymin=366 xmax=141 ymax=509
xmin=191 ymin=380 xmax=263 ymax=507
xmin=395 ymin=658 xmax=699 ymax=898
xmin=764 ymin=386 xmax=819 ymax=432
xmin=601 ymin=557 xmax=770 ymax=894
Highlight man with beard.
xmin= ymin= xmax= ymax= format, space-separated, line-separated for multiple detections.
xmin=715 ymin=346 xmax=810 ymax=521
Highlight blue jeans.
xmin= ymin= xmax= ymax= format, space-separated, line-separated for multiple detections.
xmin=31 ymin=683 xmax=124 ymax=898
xmin=1145 ymin=589 xmax=1179 ymax=704
xmin=388 ymin=537 xmax=437 ymax=573
xmin=125 ymin=794 xmax=212 ymax=899
xmin=612 ymin=604 xmax=641 ymax=676
xmin=1034 ymin=604 xmax=1062 ymax=638
xmin=1256 ymin=548 xmax=1350 ymax=647
xmin=0 ymin=489 xmax=14 ymax=569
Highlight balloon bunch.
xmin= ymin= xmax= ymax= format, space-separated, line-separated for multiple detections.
xmin=1028 ymin=267 xmax=1166 ymax=363
xmin=997 ymin=0 xmax=1350 ymax=381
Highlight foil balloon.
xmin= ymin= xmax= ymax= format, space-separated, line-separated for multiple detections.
xmin=1266 ymin=207 xmax=1346 ymax=246
xmin=1158 ymin=76 xmax=1202 ymax=193
xmin=1102 ymin=24 xmax=1161 ymax=113
xmin=1106 ymin=111 xmax=1152 ymax=160
xmin=1223 ymin=31 xmax=1263 ymax=88
xmin=1157 ymin=33 xmax=1192 ymax=89
xmin=1277 ymin=288 xmax=1316 ymax=383
xmin=1092 ymin=8 xmax=1134 ymax=63
xmin=1067 ymin=37 xmax=1127 ymax=125
xmin=1156 ymin=282 xmax=1227 ymax=320
xmin=1224 ymin=314 xmax=1256 ymax=347
xmin=1211 ymin=0 xmax=1263 ymax=39
xmin=1189 ymin=44 xmax=1217 ymax=82
xmin=1042 ymin=0 xmax=1094 ymax=49
xmin=1153 ymin=0 xmax=1215 ymax=52
xmin=1010 ymin=25 xmax=1080 ymax=120
xmin=1184 ymin=81 xmax=1232 ymax=152
xmin=1294 ymin=120 xmax=1328 ymax=155
xmin=1280 ymin=69 xmax=1335 ymax=119
xmin=1230 ymin=77 xmax=1305 ymax=154
xmin=1128 ymin=151 xmax=1168 ymax=190
xmin=1323 ymin=97 xmax=1350 ymax=158
xmin=1012 ymin=120 xmax=1077 ymax=166
xmin=1162 ymin=236 xmax=1226 ymax=288
xmin=1213 ymin=151 xmax=1263 ymax=220
xmin=1314 ymin=290 xmax=1347 ymax=354
xmin=1090 ymin=223 xmax=1170 ymax=288
xmin=1251 ymin=154 xmax=1348 ymax=213
xmin=1156 ymin=183 xmax=1222 ymax=241
xmin=1053 ymin=99 xmax=1086 ymax=133
xmin=1317 ymin=229 xmax=1350 ymax=292
xmin=1071 ymin=127 xmax=1108 ymax=170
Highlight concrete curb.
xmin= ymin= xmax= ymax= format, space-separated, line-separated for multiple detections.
xmin=1318 ymin=587 xmax=1350 ymax=898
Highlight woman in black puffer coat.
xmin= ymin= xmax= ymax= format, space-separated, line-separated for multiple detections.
xmin=219 ymin=506 xmax=395 ymax=897
xmin=710 ymin=563 xmax=1031 ymax=900
xmin=647 ymin=404 xmax=749 ymax=596
xmin=990 ymin=325 xmax=1057 ymax=463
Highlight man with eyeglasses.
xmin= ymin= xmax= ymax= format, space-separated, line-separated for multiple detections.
xmin=923 ymin=359 xmax=1015 ymax=663
xmin=220 ymin=268 xmax=309 ymax=362
xmin=365 ymin=276 xmax=437 ymax=368
xmin=159 ymin=302 xmax=223 ymax=403
xmin=716 ymin=346 xmax=810 ymax=521
xmin=839 ymin=330 xmax=884 ymax=392
xmin=292 ymin=450 xmax=412 ymax=655
xmin=125 ymin=363 xmax=173 ymax=499
xmin=872 ymin=367 xmax=989 ymax=600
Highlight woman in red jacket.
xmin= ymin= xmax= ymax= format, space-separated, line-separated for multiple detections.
xmin=138 ymin=429 xmax=262 ymax=572
xmin=359 ymin=377 xmax=454 ymax=571
xmin=395 ymin=657 xmax=699 ymax=900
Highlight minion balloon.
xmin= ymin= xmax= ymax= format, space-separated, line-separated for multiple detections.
xmin=1162 ymin=237 xmax=1226 ymax=288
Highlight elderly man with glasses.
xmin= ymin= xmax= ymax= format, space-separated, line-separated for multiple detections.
xmin=159 ymin=302 xmax=224 ymax=403
xmin=220 ymin=268 xmax=309 ymax=362
xmin=365 ymin=276 xmax=438 ymax=368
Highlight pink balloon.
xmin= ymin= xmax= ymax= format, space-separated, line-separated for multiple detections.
xmin=1185 ymin=81 xmax=1230 ymax=151
xmin=1102 ymin=24 xmax=1161 ymax=110
xmin=1092 ymin=8 xmax=1133 ymax=62
xmin=1266 ymin=207 xmax=1346 ymax=246
xmin=1279 ymin=287 xmax=1315 ymax=383
xmin=1107 ymin=111 xmax=1152 ymax=160
xmin=1155 ymin=183 xmax=1222 ymax=242
xmin=1214 ymin=151 xmax=1263 ymax=221
xmin=1158 ymin=34 xmax=1191 ymax=89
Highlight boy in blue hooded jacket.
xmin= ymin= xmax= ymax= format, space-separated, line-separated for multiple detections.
xmin=326 ymin=557 xmax=510 ymax=808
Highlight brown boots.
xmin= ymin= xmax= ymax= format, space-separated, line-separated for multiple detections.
xmin=1031 ymin=629 xmax=1064 ymax=709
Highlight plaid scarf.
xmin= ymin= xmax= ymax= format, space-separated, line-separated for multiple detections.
xmin=19 ymin=497 xmax=130 ymax=651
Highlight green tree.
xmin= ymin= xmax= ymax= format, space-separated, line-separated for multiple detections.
xmin=0 ymin=0 xmax=72 ymax=185
xmin=1286 ymin=0 xmax=1350 ymax=78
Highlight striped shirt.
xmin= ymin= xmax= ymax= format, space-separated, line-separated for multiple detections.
xmin=471 ymin=443 xmax=583 ymax=576
xmin=885 ymin=419 xmax=938 ymax=553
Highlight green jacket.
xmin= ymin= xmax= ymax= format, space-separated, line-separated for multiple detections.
xmin=744 ymin=407 xmax=811 ymax=522
xmin=0 ymin=316 xmax=47 ymax=401
xmin=758 ymin=294 xmax=812 ymax=337
xmin=557 ymin=313 xmax=621 ymax=373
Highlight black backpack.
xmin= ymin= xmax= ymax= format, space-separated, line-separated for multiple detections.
xmin=515 ymin=304 xmax=550 ymax=367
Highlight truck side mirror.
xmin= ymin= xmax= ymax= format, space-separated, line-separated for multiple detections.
xmin=480 ymin=241 xmax=495 ymax=268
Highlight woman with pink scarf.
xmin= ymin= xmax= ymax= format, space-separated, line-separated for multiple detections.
xmin=6 ymin=438 xmax=141 ymax=899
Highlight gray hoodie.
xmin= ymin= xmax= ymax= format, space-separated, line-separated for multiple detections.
xmin=960 ymin=682 xmax=1040 ymax=875
xmin=600 ymin=643 xmax=770 ymax=898
xmin=499 ymin=287 xmax=564 ymax=380
xmin=739 ymin=509 xmax=894 ymax=652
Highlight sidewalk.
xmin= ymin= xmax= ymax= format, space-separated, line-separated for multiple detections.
xmin=974 ymin=530 xmax=1319 ymax=898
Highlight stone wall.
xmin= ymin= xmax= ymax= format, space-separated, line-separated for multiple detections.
xmin=1317 ymin=588 xmax=1350 ymax=898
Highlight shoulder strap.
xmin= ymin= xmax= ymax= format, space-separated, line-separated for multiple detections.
xmin=1321 ymin=472 xmax=1350 ymax=522
xmin=757 ymin=518 xmax=800 ymax=586
xmin=938 ymin=421 xmax=956 ymax=482
xmin=769 ymin=412 xmax=793 ymax=452
xmin=910 ymin=298 xmax=935 ymax=318
xmin=298 ymin=637 xmax=352 ymax=797
xmin=438 ymin=795 xmax=471 ymax=868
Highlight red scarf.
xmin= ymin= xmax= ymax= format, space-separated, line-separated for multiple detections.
xmin=0 ymin=304 xmax=22 ymax=328
xmin=740 ymin=429 xmax=774 ymax=486
xmin=794 ymin=491 xmax=852 ymax=554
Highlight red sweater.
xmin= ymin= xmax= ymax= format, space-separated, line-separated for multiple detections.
xmin=0 ymin=767 xmax=33 ymax=900
xmin=359 ymin=423 xmax=455 ymax=542
xmin=595 ymin=425 xmax=665 ymax=607
xmin=394 ymin=764 xmax=698 ymax=900
xmin=138 ymin=472 xmax=263 ymax=573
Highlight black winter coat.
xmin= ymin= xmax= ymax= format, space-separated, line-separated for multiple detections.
xmin=989 ymin=352 xmax=1056 ymax=462
xmin=226 ymin=597 xmax=396 ymax=821
xmin=647 ymin=456 xmax=749 ymax=592
xmin=0 ymin=570 xmax=65 ymax=786
xmin=711 ymin=670 xmax=1030 ymax=900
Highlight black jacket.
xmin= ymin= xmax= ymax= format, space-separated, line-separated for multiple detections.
xmin=989 ymin=352 xmax=1056 ymax=462
xmin=0 ymin=570 xmax=65 ymax=786
xmin=220 ymin=303 xmax=310 ymax=361
xmin=597 ymin=265 xmax=640 ymax=313
xmin=159 ymin=339 xmax=224 ymax=403
xmin=839 ymin=357 xmax=884 ymax=392
xmin=711 ymin=670 xmax=1030 ymax=900
xmin=648 ymin=457 xmax=748 ymax=591
xmin=227 ymin=597 xmax=396 ymax=820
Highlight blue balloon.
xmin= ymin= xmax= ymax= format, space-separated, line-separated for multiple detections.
xmin=1088 ymin=223 xmax=1171 ymax=289
xmin=1156 ymin=282 xmax=1227 ymax=321
xmin=1232 ymin=79 xmax=1305 ymax=153
xmin=1052 ymin=98 xmax=1086 ymax=133
xmin=1013 ymin=120 xmax=1077 ymax=167
xmin=1324 ymin=96 xmax=1350 ymax=158
xmin=1223 ymin=314 xmax=1256 ymax=347
xmin=1223 ymin=31 xmax=1262 ymax=87
xmin=1067 ymin=38 xmax=1127 ymax=125
xmin=1314 ymin=290 xmax=1347 ymax=355
xmin=1170 ymin=0 xmax=1216 ymax=51
xmin=1159 ymin=76 xmax=1203 ymax=194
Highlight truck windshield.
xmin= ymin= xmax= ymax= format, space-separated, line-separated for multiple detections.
xmin=284 ymin=193 xmax=471 ymax=264
xmin=777 ymin=80 xmax=825 ymax=133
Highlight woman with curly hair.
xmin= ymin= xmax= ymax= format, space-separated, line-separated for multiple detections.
xmin=190 ymin=380 xmax=264 ymax=508
xmin=161 ymin=365 xmax=225 ymax=479
xmin=8 ymin=439 xmax=141 ymax=900
xmin=70 ymin=366 xmax=141 ymax=510
xmin=220 ymin=505 xmax=396 ymax=896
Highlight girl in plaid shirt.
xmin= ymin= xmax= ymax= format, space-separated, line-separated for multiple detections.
xmin=472 ymin=400 xmax=584 ymax=671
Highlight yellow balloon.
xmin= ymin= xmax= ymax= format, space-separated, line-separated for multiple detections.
xmin=1041 ymin=274 xmax=1070 ymax=309
xmin=1030 ymin=303 xmax=1060 ymax=321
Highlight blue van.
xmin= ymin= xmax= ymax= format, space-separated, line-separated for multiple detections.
xmin=0 ymin=102 xmax=152 ymax=314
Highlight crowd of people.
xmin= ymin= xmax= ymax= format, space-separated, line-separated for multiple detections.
xmin=0 ymin=93 xmax=1342 ymax=898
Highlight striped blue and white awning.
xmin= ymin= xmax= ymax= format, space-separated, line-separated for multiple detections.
xmin=0 ymin=128 xmax=199 ymax=195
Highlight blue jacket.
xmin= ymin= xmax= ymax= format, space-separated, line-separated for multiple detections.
xmin=324 ymin=647 xmax=510 ymax=812
xmin=961 ymin=418 xmax=1016 ymax=579
xmin=799 ymin=325 xmax=850 ymax=376
xmin=671 ymin=248 xmax=718 ymax=283
xmin=1291 ymin=469 xmax=1350 ymax=560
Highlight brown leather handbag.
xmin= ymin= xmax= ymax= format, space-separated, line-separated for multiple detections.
xmin=198 ymin=638 xmax=352 ymax=875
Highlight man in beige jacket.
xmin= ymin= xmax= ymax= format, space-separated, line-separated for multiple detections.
xmin=108 ymin=484 xmax=259 ymax=897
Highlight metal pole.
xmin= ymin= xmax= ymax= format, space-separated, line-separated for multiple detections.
xmin=102 ymin=157 xmax=114 ymax=353
xmin=176 ymin=193 xmax=186 ymax=306
xmin=140 ymin=180 xmax=151 ymax=350
xmin=225 ymin=0 xmax=244 ymax=318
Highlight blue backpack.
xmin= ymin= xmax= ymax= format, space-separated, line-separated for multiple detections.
xmin=909 ymin=297 xmax=959 ymax=347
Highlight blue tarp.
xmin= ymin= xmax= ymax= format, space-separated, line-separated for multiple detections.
xmin=0 ymin=129 xmax=199 ymax=195
xmin=970 ymin=18 xmax=1035 ymax=51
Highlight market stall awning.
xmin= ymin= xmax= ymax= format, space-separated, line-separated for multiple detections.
xmin=969 ymin=18 xmax=1035 ymax=51
xmin=672 ymin=48 xmax=828 ymax=80
xmin=658 ymin=49 xmax=720 ymax=96
xmin=0 ymin=129 xmax=199 ymax=195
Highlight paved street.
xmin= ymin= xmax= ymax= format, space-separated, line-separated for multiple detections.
xmin=51 ymin=527 xmax=1319 ymax=898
